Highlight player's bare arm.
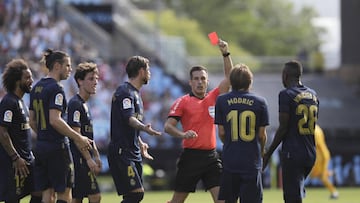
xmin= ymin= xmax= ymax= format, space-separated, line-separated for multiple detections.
xmin=263 ymin=112 xmax=289 ymax=171
xmin=259 ymin=126 xmax=267 ymax=157
xmin=29 ymin=110 xmax=38 ymax=134
xmin=0 ymin=126 xmax=30 ymax=177
xmin=128 ymin=116 xmax=161 ymax=136
xmin=71 ymin=126 xmax=100 ymax=175
xmin=49 ymin=109 xmax=93 ymax=151
xmin=92 ymin=140 xmax=102 ymax=172
xmin=138 ymin=136 xmax=153 ymax=160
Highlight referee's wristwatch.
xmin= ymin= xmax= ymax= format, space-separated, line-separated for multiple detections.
xmin=222 ymin=52 xmax=230 ymax=57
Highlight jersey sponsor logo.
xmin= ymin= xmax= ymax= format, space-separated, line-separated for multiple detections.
xmin=208 ymin=106 xmax=215 ymax=118
xmin=55 ymin=93 xmax=64 ymax=106
xmin=123 ymin=98 xmax=132 ymax=109
xmin=73 ymin=110 xmax=81 ymax=122
xmin=3 ymin=110 xmax=13 ymax=122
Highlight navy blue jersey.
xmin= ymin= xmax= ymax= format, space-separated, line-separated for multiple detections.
xmin=0 ymin=93 xmax=33 ymax=162
xmin=215 ymin=90 xmax=269 ymax=174
xmin=109 ymin=82 xmax=144 ymax=162
xmin=68 ymin=94 xmax=94 ymax=157
xmin=279 ymin=85 xmax=319 ymax=166
xmin=29 ymin=77 xmax=68 ymax=150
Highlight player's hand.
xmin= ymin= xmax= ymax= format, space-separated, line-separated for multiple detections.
xmin=13 ymin=157 xmax=30 ymax=177
xmin=144 ymin=124 xmax=162 ymax=136
xmin=75 ymin=136 xmax=93 ymax=152
xmin=140 ymin=142 xmax=154 ymax=160
xmin=94 ymin=156 xmax=102 ymax=171
xmin=183 ymin=130 xmax=198 ymax=139
xmin=218 ymin=39 xmax=229 ymax=54
xmin=87 ymin=159 xmax=101 ymax=175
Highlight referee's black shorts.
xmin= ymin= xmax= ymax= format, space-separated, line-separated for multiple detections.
xmin=174 ymin=148 xmax=222 ymax=192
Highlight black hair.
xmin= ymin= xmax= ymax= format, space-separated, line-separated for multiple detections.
xmin=189 ymin=65 xmax=208 ymax=79
xmin=284 ymin=60 xmax=303 ymax=79
xmin=74 ymin=62 xmax=98 ymax=87
xmin=41 ymin=49 xmax=69 ymax=70
xmin=2 ymin=59 xmax=29 ymax=92
xmin=125 ymin=56 xmax=149 ymax=78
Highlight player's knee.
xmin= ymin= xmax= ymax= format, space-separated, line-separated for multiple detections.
xmin=122 ymin=192 xmax=144 ymax=203
xmin=89 ymin=193 xmax=101 ymax=203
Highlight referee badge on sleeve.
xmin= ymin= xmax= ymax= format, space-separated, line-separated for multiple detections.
xmin=208 ymin=106 xmax=215 ymax=118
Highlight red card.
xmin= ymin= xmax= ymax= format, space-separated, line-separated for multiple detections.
xmin=208 ymin=32 xmax=219 ymax=45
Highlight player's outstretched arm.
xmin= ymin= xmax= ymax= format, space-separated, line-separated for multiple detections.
xmin=128 ymin=116 xmax=162 ymax=136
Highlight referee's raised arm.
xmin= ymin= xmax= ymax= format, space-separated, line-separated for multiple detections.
xmin=218 ymin=39 xmax=233 ymax=94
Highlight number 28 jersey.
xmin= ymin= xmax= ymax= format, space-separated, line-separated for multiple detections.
xmin=279 ymin=85 xmax=319 ymax=164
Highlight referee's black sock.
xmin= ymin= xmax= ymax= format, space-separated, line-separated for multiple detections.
xmin=29 ymin=195 xmax=42 ymax=203
xmin=56 ymin=200 xmax=67 ymax=203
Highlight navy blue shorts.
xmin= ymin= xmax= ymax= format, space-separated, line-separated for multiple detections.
xmin=34 ymin=144 xmax=74 ymax=192
xmin=218 ymin=169 xmax=263 ymax=203
xmin=0 ymin=158 xmax=36 ymax=201
xmin=72 ymin=155 xmax=100 ymax=199
xmin=174 ymin=148 xmax=222 ymax=192
xmin=107 ymin=152 xmax=143 ymax=195
xmin=281 ymin=152 xmax=313 ymax=202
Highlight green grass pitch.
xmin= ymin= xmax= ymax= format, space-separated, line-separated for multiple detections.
xmin=22 ymin=187 xmax=358 ymax=203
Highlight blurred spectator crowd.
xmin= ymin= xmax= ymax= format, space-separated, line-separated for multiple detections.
xmin=0 ymin=0 xmax=186 ymax=152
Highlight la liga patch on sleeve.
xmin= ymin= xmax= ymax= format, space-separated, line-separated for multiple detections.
xmin=55 ymin=93 xmax=63 ymax=106
xmin=122 ymin=98 xmax=132 ymax=109
xmin=3 ymin=110 xmax=13 ymax=122
xmin=73 ymin=110 xmax=80 ymax=122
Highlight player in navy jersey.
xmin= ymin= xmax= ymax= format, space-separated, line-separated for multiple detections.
xmin=108 ymin=56 xmax=162 ymax=203
xmin=214 ymin=64 xmax=268 ymax=203
xmin=67 ymin=62 xmax=102 ymax=203
xmin=29 ymin=49 xmax=93 ymax=203
xmin=263 ymin=60 xmax=319 ymax=203
xmin=0 ymin=59 xmax=43 ymax=203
